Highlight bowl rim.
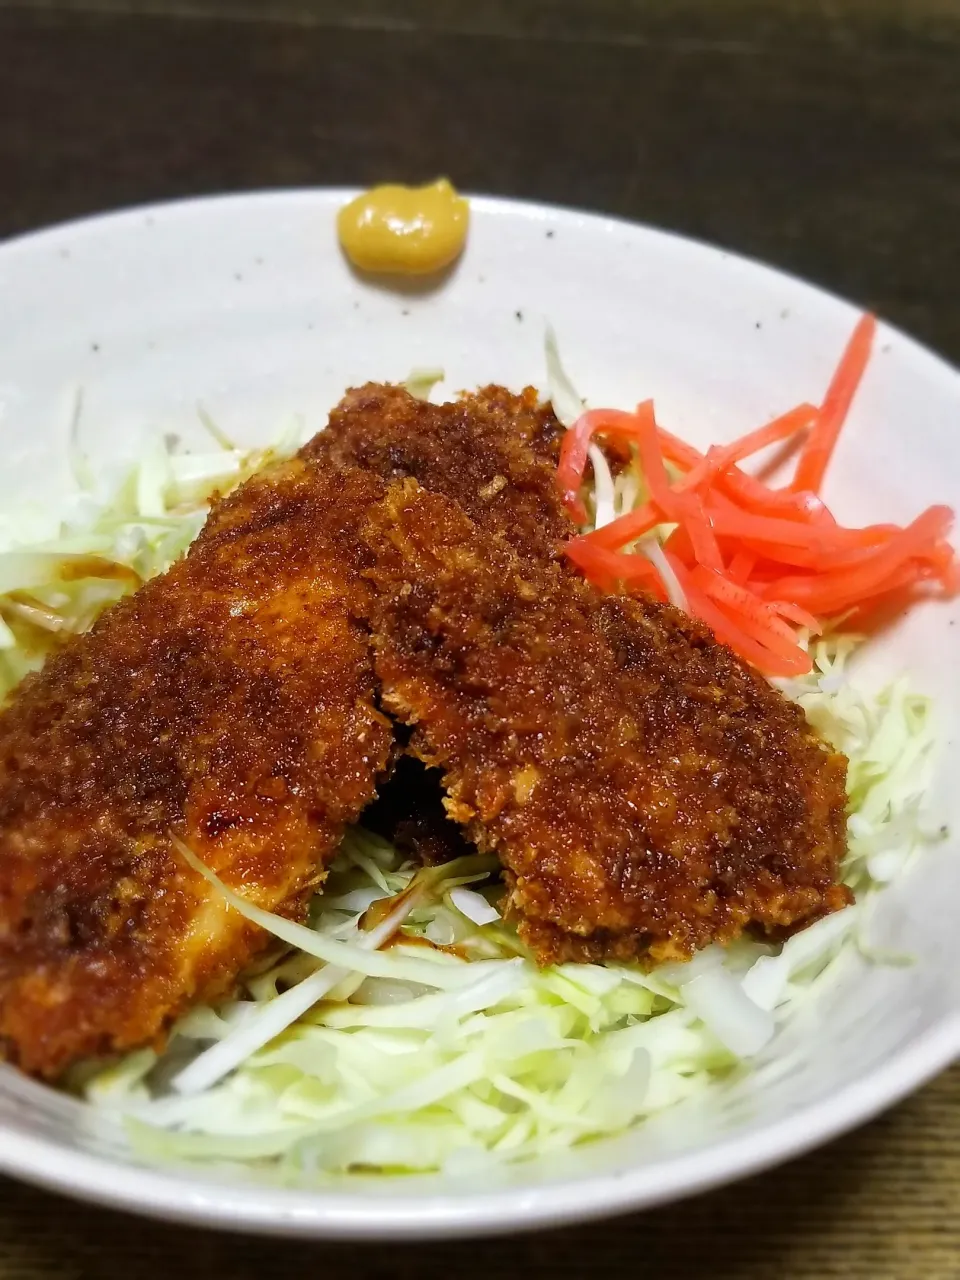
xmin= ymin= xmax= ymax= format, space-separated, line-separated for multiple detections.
xmin=2 ymin=1015 xmax=958 ymax=1238
xmin=0 ymin=188 xmax=959 ymax=1239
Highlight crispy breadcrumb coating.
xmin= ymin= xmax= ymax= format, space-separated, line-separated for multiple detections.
xmin=311 ymin=381 xmax=572 ymax=876
xmin=303 ymin=383 xmax=572 ymax=562
xmin=0 ymin=381 xmax=852 ymax=1078
xmin=362 ymin=479 xmax=850 ymax=966
xmin=0 ymin=461 xmax=392 ymax=1078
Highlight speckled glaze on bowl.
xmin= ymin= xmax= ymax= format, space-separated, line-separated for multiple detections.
xmin=0 ymin=191 xmax=957 ymax=1238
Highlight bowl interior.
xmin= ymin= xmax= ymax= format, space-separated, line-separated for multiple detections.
xmin=0 ymin=191 xmax=958 ymax=1237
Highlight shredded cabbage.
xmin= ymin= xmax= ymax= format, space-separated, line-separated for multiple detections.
xmin=404 ymin=368 xmax=446 ymax=402
xmin=0 ymin=373 xmax=943 ymax=1180
xmin=0 ymin=405 xmax=303 ymax=704
xmin=544 ymin=325 xmax=584 ymax=428
xmin=543 ymin=328 xmax=688 ymax=610
xmin=87 ymin=641 xmax=938 ymax=1179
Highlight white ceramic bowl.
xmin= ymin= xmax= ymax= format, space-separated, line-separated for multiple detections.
xmin=0 ymin=191 xmax=957 ymax=1238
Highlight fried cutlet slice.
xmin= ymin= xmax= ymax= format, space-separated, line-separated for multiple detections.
xmin=302 ymin=383 xmax=573 ymax=563
xmin=362 ymin=480 xmax=850 ymax=966
xmin=306 ymin=382 xmax=576 ymax=864
xmin=0 ymin=462 xmax=392 ymax=1078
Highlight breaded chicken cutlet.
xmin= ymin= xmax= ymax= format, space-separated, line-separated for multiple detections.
xmin=311 ymin=383 xmax=573 ymax=872
xmin=0 ymin=461 xmax=392 ymax=1078
xmin=303 ymin=383 xmax=573 ymax=563
xmin=362 ymin=479 xmax=850 ymax=965
xmin=314 ymin=383 xmax=850 ymax=959
xmin=0 ymin=380 xmax=850 ymax=1078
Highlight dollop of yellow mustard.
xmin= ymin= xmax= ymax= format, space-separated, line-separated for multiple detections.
xmin=337 ymin=179 xmax=469 ymax=275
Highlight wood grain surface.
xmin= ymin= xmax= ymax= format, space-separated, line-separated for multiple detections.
xmin=0 ymin=1 xmax=958 ymax=1275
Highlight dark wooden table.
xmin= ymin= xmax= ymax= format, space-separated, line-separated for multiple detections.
xmin=1 ymin=1 xmax=959 ymax=1275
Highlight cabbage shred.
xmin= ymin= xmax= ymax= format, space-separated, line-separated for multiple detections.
xmin=0 ymin=389 xmax=941 ymax=1179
